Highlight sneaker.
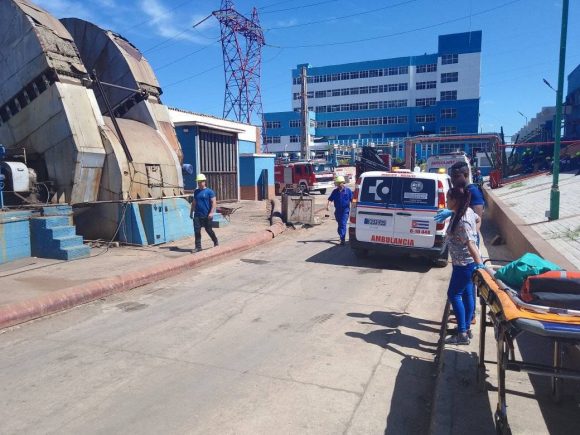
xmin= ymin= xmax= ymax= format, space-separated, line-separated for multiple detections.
xmin=448 ymin=328 xmax=473 ymax=340
xmin=214 ymin=241 xmax=219 ymax=247
xmin=195 ymin=247 xmax=202 ymax=252
xmin=340 ymin=239 xmax=346 ymax=246
xmin=445 ymin=333 xmax=470 ymax=345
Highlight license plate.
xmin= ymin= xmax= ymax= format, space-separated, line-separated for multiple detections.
xmin=364 ymin=218 xmax=386 ymax=226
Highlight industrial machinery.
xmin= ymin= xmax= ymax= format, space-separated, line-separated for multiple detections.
xmin=0 ymin=0 xmax=185 ymax=240
xmin=355 ymin=146 xmax=392 ymax=179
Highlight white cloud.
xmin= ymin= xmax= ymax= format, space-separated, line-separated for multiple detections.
xmin=139 ymin=0 xmax=216 ymax=44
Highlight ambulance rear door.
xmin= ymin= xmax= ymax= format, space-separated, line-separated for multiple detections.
xmin=391 ymin=176 xmax=438 ymax=249
xmin=355 ymin=175 xmax=396 ymax=243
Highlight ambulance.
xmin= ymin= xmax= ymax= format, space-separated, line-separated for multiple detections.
xmin=349 ymin=170 xmax=452 ymax=266
xmin=426 ymin=152 xmax=473 ymax=184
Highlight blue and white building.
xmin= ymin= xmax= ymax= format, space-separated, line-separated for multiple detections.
xmin=263 ymin=31 xmax=482 ymax=154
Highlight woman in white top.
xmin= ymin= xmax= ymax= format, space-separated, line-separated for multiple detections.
xmin=444 ymin=187 xmax=484 ymax=345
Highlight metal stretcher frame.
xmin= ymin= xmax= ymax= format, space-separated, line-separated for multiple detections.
xmin=473 ymin=268 xmax=580 ymax=435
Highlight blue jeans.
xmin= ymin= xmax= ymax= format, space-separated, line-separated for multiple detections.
xmin=335 ymin=209 xmax=349 ymax=241
xmin=447 ymin=263 xmax=476 ymax=333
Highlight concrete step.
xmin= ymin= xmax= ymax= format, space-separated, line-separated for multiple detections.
xmin=48 ymin=226 xmax=76 ymax=239
xmin=55 ymin=245 xmax=91 ymax=261
xmin=30 ymin=216 xmax=70 ymax=229
xmin=53 ymin=236 xmax=84 ymax=250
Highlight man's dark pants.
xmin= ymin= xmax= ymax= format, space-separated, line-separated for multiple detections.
xmin=194 ymin=215 xmax=218 ymax=249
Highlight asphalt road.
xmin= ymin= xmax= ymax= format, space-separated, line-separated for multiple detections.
xmin=0 ymin=218 xmax=451 ymax=435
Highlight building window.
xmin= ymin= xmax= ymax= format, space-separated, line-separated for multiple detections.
xmin=440 ymin=126 xmax=457 ymax=134
xmin=340 ymin=72 xmax=349 ymax=80
xmin=350 ymin=87 xmax=359 ymax=95
xmin=440 ymin=90 xmax=457 ymax=101
xmin=290 ymin=135 xmax=300 ymax=143
xmin=359 ymin=118 xmax=369 ymax=126
xmin=349 ymin=71 xmax=360 ymax=80
xmin=341 ymin=88 xmax=350 ymax=96
xmin=416 ymin=97 xmax=437 ymax=107
xmin=416 ymin=114 xmax=436 ymax=123
xmin=266 ymin=136 xmax=281 ymax=144
xmin=399 ymin=66 xmax=409 ymax=74
xmin=293 ymin=93 xmax=300 ymax=100
xmin=399 ymin=83 xmax=408 ymax=91
xmin=289 ymin=120 xmax=302 ymax=128
xmin=416 ymin=63 xmax=437 ymax=73
xmin=416 ymin=81 xmax=437 ymax=90
xmin=441 ymin=53 xmax=459 ymax=65
xmin=265 ymin=121 xmax=280 ymax=129
xmin=441 ymin=72 xmax=458 ymax=83
xmin=441 ymin=108 xmax=457 ymax=119
xmin=332 ymin=89 xmax=341 ymax=97
xmin=315 ymin=91 xmax=326 ymax=98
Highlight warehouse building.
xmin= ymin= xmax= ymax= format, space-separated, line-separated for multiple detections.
xmin=263 ymin=31 xmax=482 ymax=154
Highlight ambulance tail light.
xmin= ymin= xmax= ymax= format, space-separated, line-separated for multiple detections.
xmin=436 ymin=180 xmax=446 ymax=231
xmin=350 ymin=179 xmax=361 ymax=224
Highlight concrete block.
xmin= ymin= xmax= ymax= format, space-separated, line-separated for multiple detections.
xmin=48 ymin=226 xmax=76 ymax=239
xmin=53 ymin=235 xmax=84 ymax=250
xmin=56 ymin=245 xmax=90 ymax=261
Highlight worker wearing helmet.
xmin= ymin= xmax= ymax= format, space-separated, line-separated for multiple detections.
xmin=190 ymin=174 xmax=218 ymax=252
xmin=326 ymin=175 xmax=353 ymax=246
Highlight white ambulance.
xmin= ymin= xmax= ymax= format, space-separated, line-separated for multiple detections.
xmin=426 ymin=152 xmax=473 ymax=184
xmin=349 ymin=170 xmax=452 ymax=266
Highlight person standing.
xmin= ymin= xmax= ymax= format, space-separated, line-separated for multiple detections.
xmin=444 ymin=187 xmax=484 ymax=345
xmin=190 ymin=174 xmax=218 ymax=252
xmin=326 ymin=175 xmax=353 ymax=246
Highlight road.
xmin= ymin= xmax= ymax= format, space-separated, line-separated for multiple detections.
xmin=0 ymin=218 xmax=451 ymax=435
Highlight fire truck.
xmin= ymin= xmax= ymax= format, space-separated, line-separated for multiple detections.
xmin=274 ymin=160 xmax=335 ymax=194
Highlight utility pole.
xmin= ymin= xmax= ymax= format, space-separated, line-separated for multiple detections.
xmin=549 ymin=0 xmax=569 ymax=221
xmin=300 ymin=66 xmax=310 ymax=159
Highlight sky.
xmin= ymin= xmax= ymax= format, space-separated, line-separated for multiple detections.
xmin=33 ymin=0 xmax=580 ymax=140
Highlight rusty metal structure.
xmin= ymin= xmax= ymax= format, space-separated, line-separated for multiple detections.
xmin=0 ymin=1 xmax=184 ymax=238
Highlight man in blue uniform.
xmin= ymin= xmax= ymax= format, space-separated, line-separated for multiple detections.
xmin=326 ymin=175 xmax=353 ymax=246
xmin=190 ymin=173 xmax=218 ymax=252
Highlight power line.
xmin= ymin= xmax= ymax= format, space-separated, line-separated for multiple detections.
xmin=269 ymin=0 xmax=521 ymax=48
xmin=163 ymin=64 xmax=223 ymax=89
xmin=260 ymin=0 xmax=340 ymax=14
xmin=265 ymin=0 xmax=420 ymax=31
xmin=154 ymin=40 xmax=220 ymax=71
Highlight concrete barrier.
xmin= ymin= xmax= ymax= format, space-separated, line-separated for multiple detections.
xmin=484 ymin=187 xmax=576 ymax=270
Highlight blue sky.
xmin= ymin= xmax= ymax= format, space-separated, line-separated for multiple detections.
xmin=35 ymin=0 xmax=579 ymax=139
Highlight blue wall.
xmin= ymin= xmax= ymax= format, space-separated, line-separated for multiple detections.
xmin=239 ymin=140 xmax=256 ymax=154
xmin=239 ymin=155 xmax=275 ymax=186
xmin=0 ymin=211 xmax=32 ymax=264
xmin=438 ymin=31 xmax=482 ymax=55
xmin=175 ymin=125 xmax=198 ymax=190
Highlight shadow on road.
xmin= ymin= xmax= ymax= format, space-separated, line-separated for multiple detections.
xmin=345 ymin=311 xmax=438 ymax=434
xmin=305 ymin=244 xmax=434 ymax=273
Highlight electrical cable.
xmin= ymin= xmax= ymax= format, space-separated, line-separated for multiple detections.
xmin=163 ymin=64 xmax=224 ymax=89
xmin=154 ymin=41 xmax=220 ymax=72
xmin=265 ymin=0 xmax=420 ymax=31
xmin=268 ymin=0 xmax=521 ymax=48
xmin=259 ymin=0 xmax=340 ymax=14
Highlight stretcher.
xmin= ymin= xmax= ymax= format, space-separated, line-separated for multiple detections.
xmin=473 ymin=265 xmax=580 ymax=435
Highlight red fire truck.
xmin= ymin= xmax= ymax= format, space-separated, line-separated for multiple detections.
xmin=274 ymin=161 xmax=335 ymax=194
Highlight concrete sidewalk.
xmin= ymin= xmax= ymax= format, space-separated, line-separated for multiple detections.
xmin=429 ymin=220 xmax=580 ymax=435
xmin=0 ymin=200 xmax=282 ymax=329
xmin=485 ymin=171 xmax=580 ymax=270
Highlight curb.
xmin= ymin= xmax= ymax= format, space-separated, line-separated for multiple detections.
xmin=0 ymin=222 xmax=286 ymax=331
